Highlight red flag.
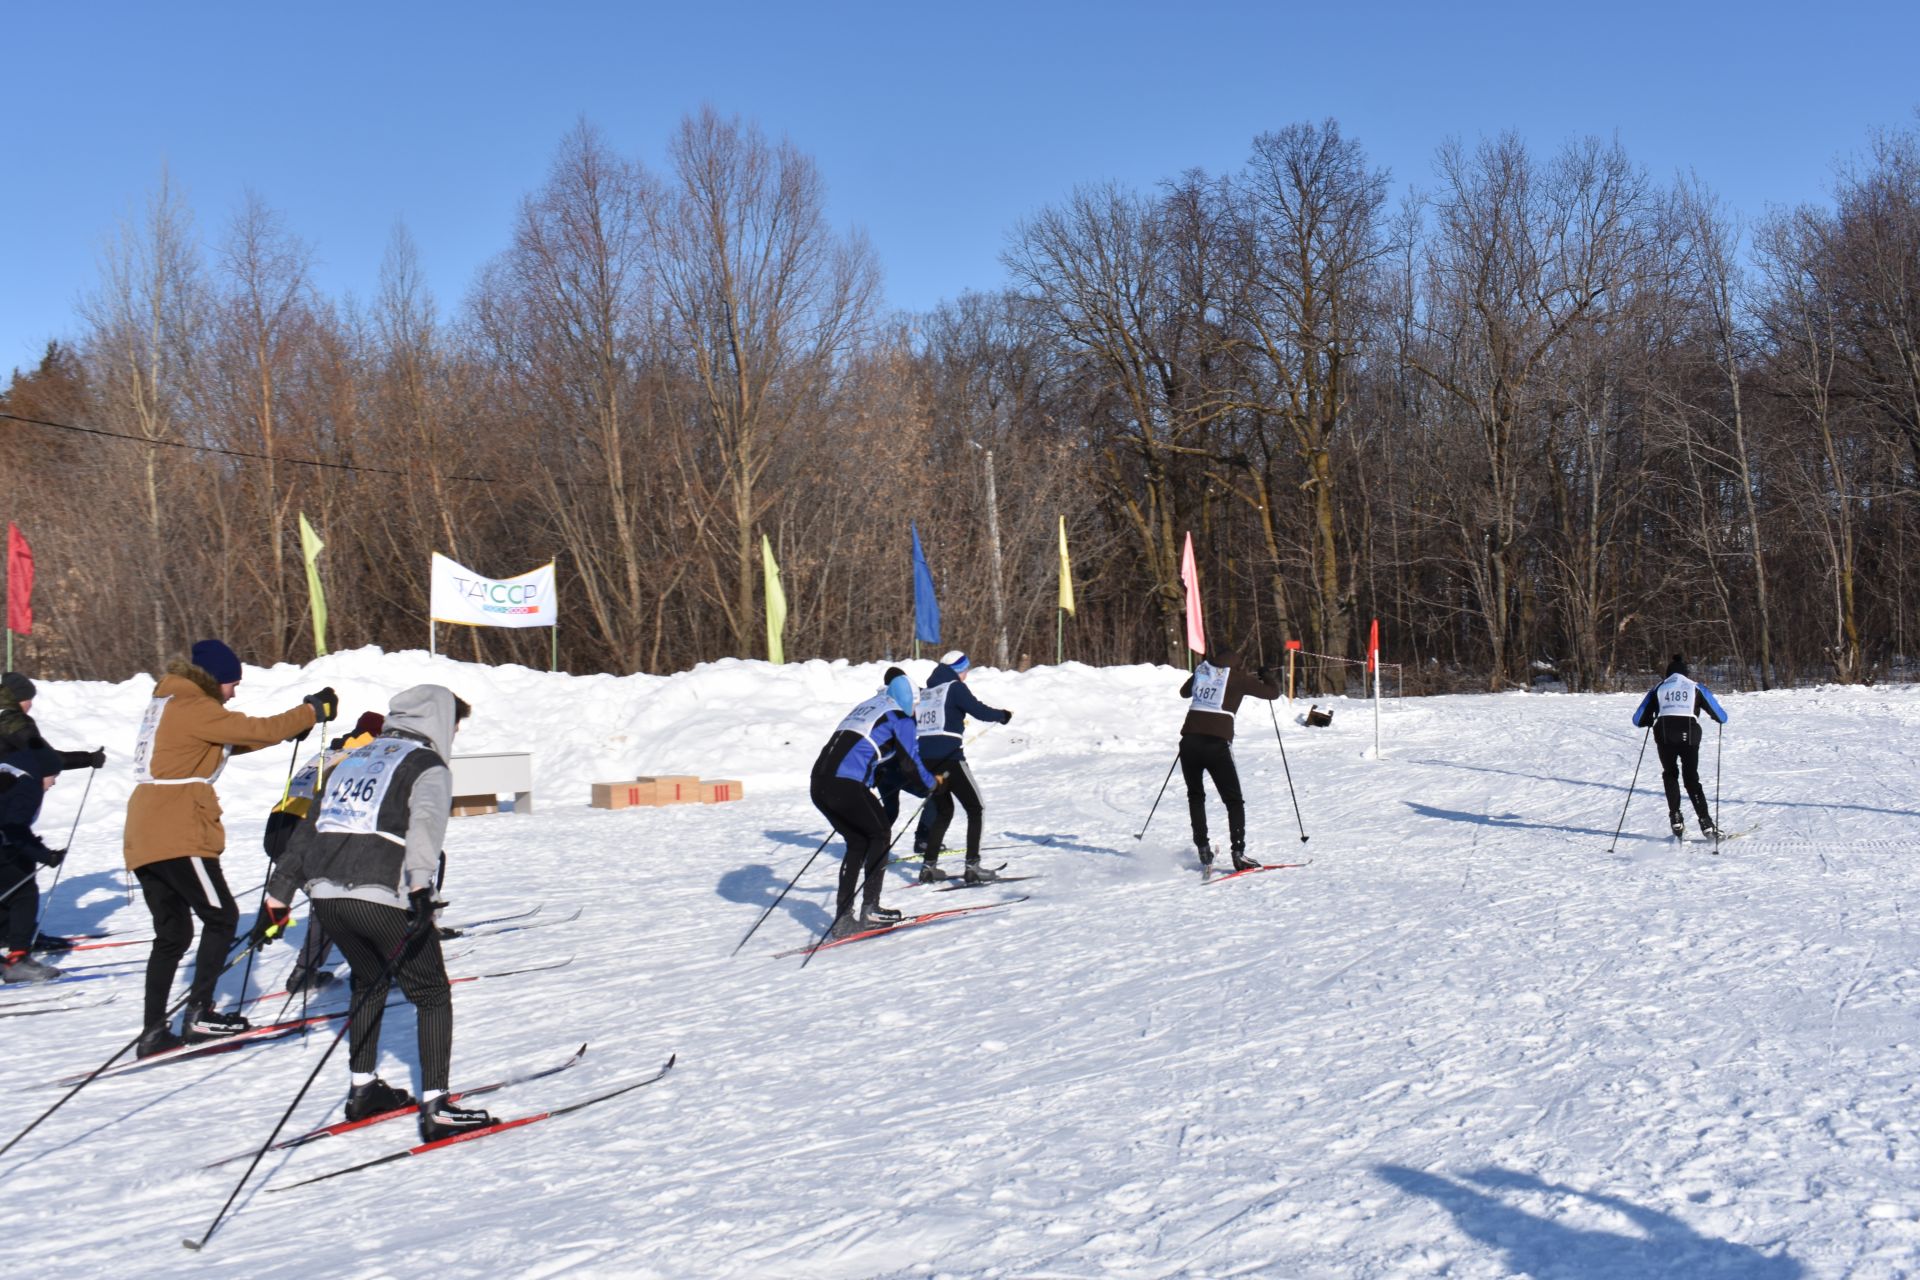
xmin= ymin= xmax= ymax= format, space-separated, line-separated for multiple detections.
xmin=1366 ymin=618 xmax=1379 ymax=671
xmin=5 ymin=524 xmax=30 ymax=636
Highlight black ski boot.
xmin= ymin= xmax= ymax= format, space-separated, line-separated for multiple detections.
xmin=136 ymin=1024 xmax=184 ymax=1059
xmin=1669 ymin=811 xmax=1685 ymax=839
xmin=1197 ymin=841 xmax=1215 ymax=871
xmin=1230 ymin=845 xmax=1260 ymax=873
xmin=31 ymin=934 xmax=78 ymax=952
xmin=285 ymin=966 xmax=337 ymax=994
xmin=1699 ymin=816 xmax=1719 ymax=837
xmin=964 ymin=860 xmax=1000 ymax=885
xmin=827 ymin=912 xmax=860 ymax=941
xmin=182 ymin=1003 xmax=251 ymax=1044
xmin=860 ymin=903 xmax=903 ymax=927
xmin=917 ymin=857 xmax=945 ymax=884
xmin=346 ymin=1077 xmax=417 ymax=1121
xmin=1 ymin=950 xmax=61 ymax=983
xmin=418 ymin=1094 xmax=495 ymax=1143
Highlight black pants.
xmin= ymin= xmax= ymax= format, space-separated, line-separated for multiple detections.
xmin=1179 ymin=733 xmax=1245 ymax=852
xmin=311 ymin=896 xmax=453 ymax=1092
xmin=917 ymin=754 xmax=984 ymax=862
xmin=1655 ymin=718 xmax=1714 ymax=825
xmin=811 ymin=770 xmax=889 ymax=918
xmin=0 ymin=852 xmax=38 ymax=952
xmin=136 ymin=856 xmax=238 ymax=1028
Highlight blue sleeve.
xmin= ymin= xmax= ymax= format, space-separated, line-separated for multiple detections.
xmin=951 ymin=681 xmax=1011 ymax=725
xmin=1631 ymin=690 xmax=1657 ymax=727
xmin=1697 ymin=686 xmax=1728 ymax=724
xmin=880 ymin=713 xmax=938 ymax=790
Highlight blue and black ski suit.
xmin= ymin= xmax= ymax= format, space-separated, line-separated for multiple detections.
xmin=1632 ymin=670 xmax=1728 ymax=832
xmin=811 ymin=678 xmax=937 ymax=918
xmin=911 ymin=662 xmax=1013 ymax=865
xmin=0 ymin=749 xmax=65 ymax=955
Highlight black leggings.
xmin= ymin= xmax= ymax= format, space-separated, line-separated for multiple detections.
xmin=812 ymin=771 xmax=890 ymax=917
xmin=917 ymin=755 xmax=984 ymax=862
xmin=136 ymin=856 xmax=238 ymax=1027
xmin=1655 ymin=718 xmax=1714 ymax=823
xmin=1179 ymin=733 xmax=1245 ymax=851
xmin=1 ymin=853 xmax=38 ymax=952
xmin=311 ymin=896 xmax=453 ymax=1092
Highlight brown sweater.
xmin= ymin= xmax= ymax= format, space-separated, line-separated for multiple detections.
xmin=122 ymin=662 xmax=317 ymax=871
xmin=1177 ymin=662 xmax=1281 ymax=741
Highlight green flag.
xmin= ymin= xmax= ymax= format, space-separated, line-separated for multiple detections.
xmin=298 ymin=512 xmax=328 ymax=657
xmin=762 ymin=533 xmax=787 ymax=665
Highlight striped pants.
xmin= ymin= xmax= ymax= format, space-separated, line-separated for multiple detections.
xmin=310 ymin=897 xmax=454 ymax=1092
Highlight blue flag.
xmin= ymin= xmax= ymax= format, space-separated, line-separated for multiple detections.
xmin=911 ymin=522 xmax=941 ymax=645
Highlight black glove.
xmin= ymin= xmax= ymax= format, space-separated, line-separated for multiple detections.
xmin=304 ymin=687 xmax=339 ymax=721
xmin=36 ymin=845 xmax=66 ymax=868
xmin=405 ymin=887 xmax=437 ymax=937
xmin=248 ymin=901 xmax=293 ymax=948
xmin=57 ymin=748 xmax=106 ymax=771
xmin=1001 ymin=710 xmax=1015 ymax=725
xmin=88 ymin=747 xmax=106 ymax=769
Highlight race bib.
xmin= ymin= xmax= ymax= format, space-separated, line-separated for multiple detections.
xmin=314 ymin=740 xmax=426 ymax=840
xmin=1657 ymin=675 xmax=1697 ymax=717
xmin=1189 ymin=664 xmax=1229 ymax=714
xmin=916 ymin=683 xmax=954 ymax=735
xmin=835 ymin=693 xmax=897 ymax=743
xmin=131 ymin=696 xmax=170 ymax=783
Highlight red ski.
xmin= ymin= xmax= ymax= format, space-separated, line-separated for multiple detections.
xmin=775 ymin=897 xmax=1029 ymax=959
xmin=1205 ymin=860 xmax=1311 ymax=884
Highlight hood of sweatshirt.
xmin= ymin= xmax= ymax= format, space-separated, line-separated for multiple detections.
xmin=384 ymin=684 xmax=457 ymax=759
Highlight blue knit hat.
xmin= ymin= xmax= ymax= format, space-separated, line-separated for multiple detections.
xmin=191 ymin=639 xmax=243 ymax=685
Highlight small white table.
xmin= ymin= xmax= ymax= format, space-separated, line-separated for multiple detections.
xmin=451 ymin=752 xmax=534 ymax=814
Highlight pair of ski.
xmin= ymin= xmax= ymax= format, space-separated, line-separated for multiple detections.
xmin=34 ymin=902 xmax=558 ymax=956
xmin=776 ymin=896 xmax=1030 ymax=959
xmin=1203 ymin=860 xmax=1311 ymax=884
xmin=900 ymin=863 xmax=1044 ymax=894
xmin=56 ymin=955 xmax=575 ymax=1084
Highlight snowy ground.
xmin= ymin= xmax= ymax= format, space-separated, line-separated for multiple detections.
xmin=3 ymin=649 xmax=1918 ymax=1278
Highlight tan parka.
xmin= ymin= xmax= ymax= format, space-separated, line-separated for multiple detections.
xmin=122 ymin=662 xmax=317 ymax=871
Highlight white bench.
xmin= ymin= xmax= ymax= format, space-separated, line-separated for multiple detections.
xmin=451 ymin=752 xmax=534 ymax=814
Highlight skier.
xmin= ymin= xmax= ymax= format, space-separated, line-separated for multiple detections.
xmin=124 ymin=639 xmax=332 ymax=1058
xmin=1632 ymin=655 xmax=1728 ymax=838
xmin=0 ymin=749 xmax=67 ymax=983
xmin=1177 ymin=646 xmax=1281 ymax=873
xmin=0 ymin=670 xmax=108 ymax=770
xmin=911 ymin=650 xmax=1014 ymax=884
xmin=263 ymin=710 xmax=386 ymax=993
xmin=812 ymin=667 xmax=941 ymax=939
xmin=261 ymin=685 xmax=495 ymax=1139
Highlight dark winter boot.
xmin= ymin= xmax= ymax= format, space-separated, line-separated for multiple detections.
xmin=285 ymin=965 xmax=337 ymax=994
xmin=1669 ymin=811 xmax=1685 ymax=839
xmin=917 ymin=857 xmax=945 ymax=884
xmin=1230 ymin=845 xmax=1260 ymax=873
xmin=1 ymin=950 xmax=61 ymax=983
xmin=136 ymin=1024 xmax=184 ymax=1058
xmin=860 ymin=903 xmax=903 ymax=928
xmin=827 ymin=912 xmax=861 ymax=941
xmin=1698 ymin=815 xmax=1718 ymax=837
xmin=345 ymin=1077 xmax=417 ymax=1122
xmin=182 ymin=1004 xmax=251 ymax=1044
xmin=417 ymin=1094 xmax=495 ymax=1143
xmin=964 ymin=860 xmax=1000 ymax=885
xmin=1196 ymin=841 xmax=1215 ymax=869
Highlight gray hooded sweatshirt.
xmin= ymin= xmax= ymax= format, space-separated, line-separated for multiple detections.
xmin=269 ymin=684 xmax=456 ymax=912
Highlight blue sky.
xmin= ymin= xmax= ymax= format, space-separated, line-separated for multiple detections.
xmin=5 ymin=1 xmax=1917 ymax=377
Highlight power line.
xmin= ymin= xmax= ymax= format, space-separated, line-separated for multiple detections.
xmin=0 ymin=410 xmax=501 ymax=483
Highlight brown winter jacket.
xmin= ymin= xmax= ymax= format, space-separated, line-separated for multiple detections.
xmin=1177 ymin=655 xmax=1281 ymax=742
xmin=122 ymin=662 xmax=317 ymax=871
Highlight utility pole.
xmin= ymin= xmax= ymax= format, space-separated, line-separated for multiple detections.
xmin=973 ymin=442 xmax=1010 ymax=669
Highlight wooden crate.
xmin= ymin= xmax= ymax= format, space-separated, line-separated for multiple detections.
xmin=698 ymin=779 xmax=744 ymax=804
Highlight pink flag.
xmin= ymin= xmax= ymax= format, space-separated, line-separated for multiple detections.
xmin=6 ymin=524 xmax=30 ymax=636
xmin=1180 ymin=532 xmax=1206 ymax=654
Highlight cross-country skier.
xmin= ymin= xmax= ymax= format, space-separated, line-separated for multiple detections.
xmin=1632 ymin=655 xmax=1728 ymax=838
xmin=0 ymin=749 xmax=67 ymax=983
xmin=1177 ymin=646 xmax=1281 ymax=873
xmin=812 ymin=667 xmax=941 ymax=939
xmin=0 ymin=673 xmax=105 ymax=951
xmin=123 ymin=639 xmax=331 ymax=1058
xmin=263 ymin=710 xmax=385 ymax=993
xmin=911 ymin=650 xmax=1014 ymax=884
xmin=262 ymin=684 xmax=495 ymax=1140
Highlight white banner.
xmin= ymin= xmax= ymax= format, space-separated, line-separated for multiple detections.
xmin=429 ymin=553 xmax=556 ymax=629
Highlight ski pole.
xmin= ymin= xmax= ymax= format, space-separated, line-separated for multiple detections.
xmin=30 ymin=760 xmax=97 ymax=951
xmin=1608 ymin=724 xmax=1651 ymax=855
xmin=184 ymin=922 xmax=419 ymax=1252
xmin=1133 ymin=753 xmax=1181 ymax=841
xmin=1267 ymin=698 xmax=1310 ymax=843
xmin=0 ymin=936 xmax=267 ymax=1159
xmin=1712 ymin=719 xmax=1723 ymax=855
xmin=241 ymin=729 xmax=318 ymax=1003
xmin=732 ymin=832 xmax=835 ymax=956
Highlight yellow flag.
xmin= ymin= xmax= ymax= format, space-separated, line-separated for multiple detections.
xmin=298 ymin=512 xmax=328 ymax=656
xmin=1057 ymin=515 xmax=1075 ymax=616
xmin=762 ymin=534 xmax=787 ymax=664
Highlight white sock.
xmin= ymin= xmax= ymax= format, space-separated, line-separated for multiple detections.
xmin=350 ymin=1071 xmax=375 ymax=1088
